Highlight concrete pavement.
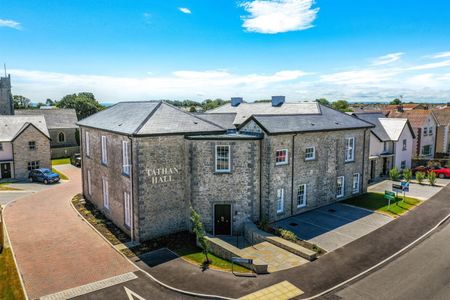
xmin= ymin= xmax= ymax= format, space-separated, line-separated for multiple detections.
xmin=334 ymin=219 xmax=450 ymax=300
xmin=3 ymin=164 xmax=136 ymax=299
xmin=368 ymin=178 xmax=450 ymax=200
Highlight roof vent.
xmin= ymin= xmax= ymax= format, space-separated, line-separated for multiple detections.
xmin=271 ymin=96 xmax=285 ymax=107
xmin=231 ymin=97 xmax=243 ymax=107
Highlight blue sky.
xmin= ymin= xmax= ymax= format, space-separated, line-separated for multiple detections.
xmin=2 ymin=0 xmax=450 ymax=103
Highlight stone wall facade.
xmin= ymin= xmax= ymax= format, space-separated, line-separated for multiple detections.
xmin=49 ymin=128 xmax=80 ymax=158
xmin=13 ymin=125 xmax=51 ymax=179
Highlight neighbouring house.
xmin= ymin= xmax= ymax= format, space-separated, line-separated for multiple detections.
xmin=384 ymin=103 xmax=428 ymax=111
xmin=432 ymin=109 xmax=450 ymax=156
xmin=15 ymin=108 xmax=79 ymax=158
xmin=0 ymin=115 xmax=51 ymax=180
xmin=77 ymin=97 xmax=373 ymax=242
xmin=389 ymin=110 xmax=438 ymax=160
xmin=352 ymin=112 xmax=415 ymax=181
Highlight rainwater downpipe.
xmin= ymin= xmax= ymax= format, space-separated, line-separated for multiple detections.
xmin=291 ymin=133 xmax=297 ymax=216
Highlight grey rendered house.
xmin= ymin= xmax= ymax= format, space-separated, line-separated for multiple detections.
xmin=78 ymin=98 xmax=373 ymax=242
xmin=0 ymin=115 xmax=51 ymax=180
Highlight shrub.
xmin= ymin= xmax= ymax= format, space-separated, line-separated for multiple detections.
xmin=389 ymin=167 xmax=400 ymax=181
xmin=278 ymin=229 xmax=298 ymax=242
xmin=402 ymin=168 xmax=412 ymax=182
xmin=190 ymin=207 xmax=210 ymax=263
xmin=416 ymin=171 xmax=426 ymax=184
xmin=427 ymin=171 xmax=437 ymax=186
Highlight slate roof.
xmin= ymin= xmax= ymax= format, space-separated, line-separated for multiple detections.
xmin=239 ymin=105 xmax=373 ymax=134
xmin=15 ymin=109 xmax=78 ymax=129
xmin=207 ymin=102 xmax=320 ymax=125
xmin=77 ymin=101 xmax=225 ymax=136
xmin=194 ymin=113 xmax=237 ymax=129
xmin=352 ymin=112 xmax=391 ymax=141
xmin=0 ymin=115 xmax=50 ymax=141
xmin=432 ymin=109 xmax=450 ymax=126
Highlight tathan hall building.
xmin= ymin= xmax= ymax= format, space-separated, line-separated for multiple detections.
xmin=77 ymin=97 xmax=374 ymax=241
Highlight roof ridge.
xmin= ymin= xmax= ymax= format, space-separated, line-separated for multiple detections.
xmin=133 ymin=101 xmax=163 ymax=134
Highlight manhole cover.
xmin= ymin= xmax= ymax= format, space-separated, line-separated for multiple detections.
xmin=289 ymin=223 xmax=298 ymax=227
xmin=328 ymin=209 xmax=336 ymax=213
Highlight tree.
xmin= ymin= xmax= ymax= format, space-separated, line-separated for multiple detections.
xmin=427 ymin=171 xmax=437 ymax=186
xmin=189 ymin=106 xmax=197 ymax=113
xmin=46 ymin=98 xmax=56 ymax=106
xmin=57 ymin=92 xmax=104 ymax=120
xmin=402 ymin=168 xmax=412 ymax=182
xmin=389 ymin=167 xmax=400 ymax=181
xmin=331 ymin=100 xmax=352 ymax=112
xmin=415 ymin=171 xmax=425 ymax=184
xmin=13 ymin=95 xmax=32 ymax=109
xmin=390 ymin=98 xmax=402 ymax=105
xmin=190 ymin=207 xmax=210 ymax=264
xmin=202 ymin=99 xmax=229 ymax=111
xmin=315 ymin=98 xmax=330 ymax=106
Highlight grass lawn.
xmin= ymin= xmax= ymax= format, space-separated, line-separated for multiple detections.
xmin=51 ymin=157 xmax=70 ymax=166
xmin=0 ymin=247 xmax=25 ymax=300
xmin=0 ymin=183 xmax=21 ymax=191
xmin=52 ymin=168 xmax=69 ymax=180
xmin=343 ymin=192 xmax=422 ymax=217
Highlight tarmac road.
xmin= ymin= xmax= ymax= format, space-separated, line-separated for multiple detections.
xmin=334 ymin=219 xmax=450 ymax=300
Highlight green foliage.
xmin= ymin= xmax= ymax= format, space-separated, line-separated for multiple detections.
xmin=315 ymin=98 xmax=330 ymax=106
xmin=57 ymin=92 xmax=104 ymax=120
xmin=402 ymin=168 xmax=412 ymax=182
xmin=202 ymin=98 xmax=229 ymax=111
xmin=189 ymin=106 xmax=196 ymax=112
xmin=331 ymin=100 xmax=352 ymax=112
xmin=13 ymin=95 xmax=32 ymax=109
xmin=190 ymin=207 xmax=210 ymax=263
xmin=427 ymin=171 xmax=437 ymax=186
xmin=45 ymin=98 xmax=55 ymax=106
xmin=389 ymin=167 xmax=400 ymax=181
xmin=415 ymin=171 xmax=426 ymax=184
xmin=278 ymin=228 xmax=297 ymax=242
xmin=390 ymin=98 xmax=402 ymax=105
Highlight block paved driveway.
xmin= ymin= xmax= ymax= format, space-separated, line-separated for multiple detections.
xmin=3 ymin=164 xmax=136 ymax=299
xmin=275 ymin=203 xmax=393 ymax=252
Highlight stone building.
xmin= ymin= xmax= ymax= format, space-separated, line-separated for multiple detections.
xmin=0 ymin=74 xmax=79 ymax=158
xmin=0 ymin=115 xmax=51 ymax=180
xmin=432 ymin=109 xmax=450 ymax=156
xmin=78 ymin=98 xmax=373 ymax=242
xmin=353 ymin=112 xmax=415 ymax=181
xmin=16 ymin=109 xmax=79 ymax=158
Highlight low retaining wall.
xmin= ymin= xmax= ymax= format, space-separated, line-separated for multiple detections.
xmin=51 ymin=146 xmax=80 ymax=159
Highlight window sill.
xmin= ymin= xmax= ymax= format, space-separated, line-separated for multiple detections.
xmin=122 ymin=172 xmax=130 ymax=178
xmin=276 ymin=211 xmax=284 ymax=215
xmin=304 ymin=158 xmax=316 ymax=162
xmin=344 ymin=160 xmax=355 ymax=164
xmin=275 ymin=162 xmax=288 ymax=166
xmin=101 ymin=162 xmax=108 ymax=167
xmin=297 ymin=204 xmax=306 ymax=209
xmin=214 ymin=170 xmax=232 ymax=174
xmin=336 ymin=195 xmax=344 ymax=199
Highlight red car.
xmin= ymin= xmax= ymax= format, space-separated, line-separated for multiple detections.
xmin=430 ymin=167 xmax=450 ymax=179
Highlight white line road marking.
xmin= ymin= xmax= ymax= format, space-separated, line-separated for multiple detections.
xmin=125 ymin=287 xmax=146 ymax=300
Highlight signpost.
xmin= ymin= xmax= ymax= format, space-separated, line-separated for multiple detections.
xmin=384 ymin=191 xmax=395 ymax=208
xmin=401 ymin=181 xmax=410 ymax=200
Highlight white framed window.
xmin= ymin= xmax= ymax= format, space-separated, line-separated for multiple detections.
xmin=401 ymin=160 xmax=406 ymax=169
xmin=122 ymin=140 xmax=130 ymax=176
xmin=101 ymin=135 xmax=108 ymax=165
xmin=352 ymin=173 xmax=360 ymax=194
xmin=337 ymin=176 xmax=345 ymax=198
xmin=402 ymin=139 xmax=407 ymax=151
xmin=422 ymin=145 xmax=432 ymax=156
xmin=102 ymin=177 xmax=109 ymax=209
xmin=305 ymin=147 xmax=315 ymax=160
xmin=276 ymin=188 xmax=284 ymax=213
xmin=27 ymin=161 xmax=39 ymax=171
xmin=297 ymin=184 xmax=307 ymax=207
xmin=124 ymin=192 xmax=131 ymax=227
xmin=85 ymin=131 xmax=90 ymax=157
xmin=428 ymin=127 xmax=433 ymax=136
xmin=275 ymin=149 xmax=288 ymax=165
xmin=215 ymin=145 xmax=230 ymax=172
xmin=345 ymin=137 xmax=355 ymax=162
xmin=87 ymin=170 xmax=92 ymax=195
xmin=423 ymin=127 xmax=428 ymax=136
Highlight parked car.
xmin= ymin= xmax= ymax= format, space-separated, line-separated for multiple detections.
xmin=430 ymin=167 xmax=450 ymax=179
xmin=70 ymin=153 xmax=81 ymax=167
xmin=412 ymin=166 xmax=430 ymax=175
xmin=29 ymin=168 xmax=60 ymax=184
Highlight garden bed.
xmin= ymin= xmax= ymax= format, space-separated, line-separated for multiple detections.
xmin=0 ymin=247 xmax=25 ymax=300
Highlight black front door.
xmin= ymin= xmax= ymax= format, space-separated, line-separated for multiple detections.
xmin=214 ymin=204 xmax=231 ymax=235
xmin=382 ymin=158 xmax=388 ymax=175
xmin=370 ymin=160 xmax=376 ymax=180
xmin=1 ymin=163 xmax=11 ymax=179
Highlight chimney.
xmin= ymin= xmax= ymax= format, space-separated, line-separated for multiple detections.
xmin=397 ymin=104 xmax=404 ymax=112
xmin=271 ymin=96 xmax=285 ymax=107
xmin=231 ymin=97 xmax=243 ymax=107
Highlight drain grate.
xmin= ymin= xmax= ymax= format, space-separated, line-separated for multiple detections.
xmin=289 ymin=222 xmax=298 ymax=227
xmin=328 ymin=209 xmax=337 ymax=213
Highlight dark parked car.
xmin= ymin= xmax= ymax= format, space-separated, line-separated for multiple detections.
xmin=29 ymin=168 xmax=60 ymax=184
xmin=70 ymin=153 xmax=81 ymax=167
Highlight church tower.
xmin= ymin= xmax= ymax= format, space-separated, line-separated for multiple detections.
xmin=0 ymin=74 xmax=14 ymax=115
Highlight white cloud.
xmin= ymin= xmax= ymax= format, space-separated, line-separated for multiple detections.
xmin=0 ymin=18 xmax=21 ymax=30
xmin=240 ymin=0 xmax=319 ymax=34
xmin=372 ymin=52 xmax=404 ymax=66
xmin=407 ymin=60 xmax=450 ymax=71
xmin=178 ymin=7 xmax=192 ymax=14
xmin=431 ymin=51 xmax=450 ymax=59
xmin=8 ymin=68 xmax=309 ymax=102
xmin=320 ymin=69 xmax=400 ymax=85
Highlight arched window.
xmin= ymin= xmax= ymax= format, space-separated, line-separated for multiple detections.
xmin=58 ymin=132 xmax=65 ymax=143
